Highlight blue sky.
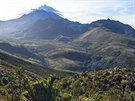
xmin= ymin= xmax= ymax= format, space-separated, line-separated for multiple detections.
xmin=0 ymin=0 xmax=134 ymax=28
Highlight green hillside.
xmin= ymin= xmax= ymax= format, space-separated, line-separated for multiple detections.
xmin=0 ymin=50 xmax=74 ymax=78
xmin=74 ymin=27 xmax=135 ymax=70
xmin=58 ymin=68 xmax=135 ymax=101
xmin=0 ymin=65 xmax=135 ymax=101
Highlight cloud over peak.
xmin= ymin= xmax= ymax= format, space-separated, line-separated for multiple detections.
xmin=38 ymin=5 xmax=61 ymax=16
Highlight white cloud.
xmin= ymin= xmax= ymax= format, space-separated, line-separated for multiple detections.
xmin=44 ymin=0 xmax=135 ymax=28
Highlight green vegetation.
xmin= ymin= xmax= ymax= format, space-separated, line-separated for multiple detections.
xmin=57 ymin=68 xmax=135 ymax=101
xmin=0 ymin=65 xmax=135 ymax=101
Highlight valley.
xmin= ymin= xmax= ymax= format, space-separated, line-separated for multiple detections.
xmin=0 ymin=4 xmax=135 ymax=101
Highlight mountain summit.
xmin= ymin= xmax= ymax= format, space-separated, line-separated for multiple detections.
xmin=90 ymin=19 xmax=135 ymax=36
xmin=38 ymin=5 xmax=61 ymax=16
xmin=0 ymin=5 xmax=88 ymax=39
xmin=20 ymin=5 xmax=62 ymax=22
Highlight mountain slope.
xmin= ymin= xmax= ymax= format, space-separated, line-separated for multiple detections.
xmin=0 ymin=50 xmax=74 ymax=78
xmin=0 ymin=42 xmax=43 ymax=61
xmin=75 ymin=27 xmax=135 ymax=70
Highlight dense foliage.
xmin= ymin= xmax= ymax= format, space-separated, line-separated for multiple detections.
xmin=58 ymin=68 xmax=135 ymax=101
xmin=0 ymin=66 xmax=135 ymax=101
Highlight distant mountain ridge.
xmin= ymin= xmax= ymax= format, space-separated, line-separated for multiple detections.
xmin=90 ymin=19 xmax=135 ymax=36
xmin=0 ymin=5 xmax=134 ymax=40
